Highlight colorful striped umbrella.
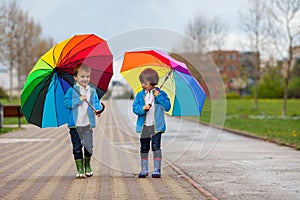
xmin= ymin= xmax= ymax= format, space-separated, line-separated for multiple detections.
xmin=21 ymin=34 xmax=113 ymax=127
xmin=121 ymin=50 xmax=206 ymax=116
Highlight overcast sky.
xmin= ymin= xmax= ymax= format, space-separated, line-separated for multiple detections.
xmin=12 ymin=0 xmax=249 ymax=50
xmin=1 ymin=0 xmax=252 ymax=83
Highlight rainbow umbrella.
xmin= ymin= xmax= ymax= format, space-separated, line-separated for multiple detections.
xmin=121 ymin=50 xmax=206 ymax=116
xmin=21 ymin=34 xmax=113 ymax=127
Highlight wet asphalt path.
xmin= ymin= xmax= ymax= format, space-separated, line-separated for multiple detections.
xmin=112 ymin=99 xmax=300 ymax=200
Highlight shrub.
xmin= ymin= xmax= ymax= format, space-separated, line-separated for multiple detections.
xmin=226 ymin=91 xmax=240 ymax=99
xmin=288 ymin=77 xmax=300 ymax=98
xmin=0 ymin=87 xmax=8 ymax=98
xmin=257 ymin=68 xmax=284 ymax=98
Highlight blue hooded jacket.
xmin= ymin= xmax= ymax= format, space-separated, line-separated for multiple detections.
xmin=64 ymin=85 xmax=102 ymax=128
xmin=132 ymin=88 xmax=171 ymax=133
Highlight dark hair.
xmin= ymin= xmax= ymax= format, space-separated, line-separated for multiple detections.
xmin=73 ymin=63 xmax=91 ymax=76
xmin=139 ymin=68 xmax=159 ymax=86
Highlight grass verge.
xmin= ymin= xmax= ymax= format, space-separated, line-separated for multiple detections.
xmin=199 ymin=99 xmax=300 ymax=150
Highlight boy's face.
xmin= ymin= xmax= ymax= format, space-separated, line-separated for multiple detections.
xmin=74 ymin=68 xmax=90 ymax=88
xmin=141 ymin=81 xmax=154 ymax=91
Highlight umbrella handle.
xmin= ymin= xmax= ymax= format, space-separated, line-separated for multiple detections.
xmin=99 ymin=102 xmax=105 ymax=114
xmin=87 ymin=101 xmax=105 ymax=115
xmin=71 ymin=86 xmax=105 ymax=115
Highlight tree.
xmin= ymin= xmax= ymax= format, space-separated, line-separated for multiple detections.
xmin=183 ymin=15 xmax=227 ymax=52
xmin=0 ymin=0 xmax=53 ymax=99
xmin=181 ymin=15 xmax=227 ymax=99
xmin=240 ymin=0 xmax=269 ymax=109
xmin=268 ymin=0 xmax=300 ymax=116
xmin=0 ymin=1 xmax=22 ymax=99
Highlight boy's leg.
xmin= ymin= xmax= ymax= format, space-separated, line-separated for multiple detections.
xmin=81 ymin=127 xmax=93 ymax=177
xmin=138 ymin=126 xmax=151 ymax=178
xmin=70 ymin=128 xmax=84 ymax=160
xmin=151 ymin=132 xmax=162 ymax=178
xmin=69 ymin=128 xmax=84 ymax=178
xmin=82 ymin=127 xmax=93 ymax=156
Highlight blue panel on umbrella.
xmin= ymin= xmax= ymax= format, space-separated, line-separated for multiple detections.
xmin=182 ymin=74 xmax=206 ymax=114
xmin=172 ymin=72 xmax=200 ymax=116
xmin=42 ymin=75 xmax=59 ymax=127
xmin=56 ymin=77 xmax=69 ymax=126
xmin=59 ymin=73 xmax=73 ymax=93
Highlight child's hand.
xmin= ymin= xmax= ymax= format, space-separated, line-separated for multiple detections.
xmin=143 ymin=104 xmax=151 ymax=111
xmin=80 ymin=95 xmax=87 ymax=101
xmin=154 ymin=89 xmax=160 ymax=97
xmin=95 ymin=110 xmax=101 ymax=117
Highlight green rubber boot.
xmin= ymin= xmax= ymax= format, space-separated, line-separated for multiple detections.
xmin=84 ymin=157 xmax=93 ymax=177
xmin=75 ymin=159 xmax=85 ymax=178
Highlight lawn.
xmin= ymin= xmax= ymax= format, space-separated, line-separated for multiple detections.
xmin=199 ymin=99 xmax=300 ymax=150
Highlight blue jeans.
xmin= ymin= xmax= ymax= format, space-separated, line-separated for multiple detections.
xmin=140 ymin=125 xmax=162 ymax=159
xmin=69 ymin=127 xmax=93 ymax=160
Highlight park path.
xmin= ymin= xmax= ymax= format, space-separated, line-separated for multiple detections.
xmin=1 ymin=99 xmax=299 ymax=199
xmin=0 ymin=100 xmax=209 ymax=200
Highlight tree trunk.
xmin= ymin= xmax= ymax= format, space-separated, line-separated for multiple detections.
xmin=282 ymin=46 xmax=292 ymax=117
xmin=253 ymin=52 xmax=260 ymax=109
xmin=282 ymin=77 xmax=288 ymax=116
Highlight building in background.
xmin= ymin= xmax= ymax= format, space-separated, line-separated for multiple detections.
xmin=209 ymin=50 xmax=246 ymax=94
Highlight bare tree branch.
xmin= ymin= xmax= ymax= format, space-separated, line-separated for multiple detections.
xmin=0 ymin=0 xmax=53 ymax=99
xmin=183 ymin=15 xmax=227 ymax=52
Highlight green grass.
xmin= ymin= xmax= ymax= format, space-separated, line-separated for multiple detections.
xmin=0 ymin=127 xmax=22 ymax=135
xmin=0 ymin=98 xmax=20 ymax=105
xmin=199 ymin=99 xmax=300 ymax=150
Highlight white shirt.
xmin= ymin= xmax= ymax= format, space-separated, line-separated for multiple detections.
xmin=76 ymin=84 xmax=91 ymax=126
xmin=144 ymin=89 xmax=155 ymax=126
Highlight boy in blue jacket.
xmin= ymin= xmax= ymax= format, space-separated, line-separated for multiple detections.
xmin=132 ymin=68 xmax=171 ymax=178
xmin=64 ymin=64 xmax=102 ymax=178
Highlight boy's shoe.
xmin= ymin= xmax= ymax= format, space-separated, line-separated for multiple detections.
xmin=75 ymin=159 xmax=85 ymax=178
xmin=138 ymin=159 xmax=148 ymax=178
xmin=76 ymin=173 xmax=85 ymax=178
xmin=84 ymin=157 xmax=93 ymax=177
xmin=151 ymin=169 xmax=161 ymax=178
xmin=138 ymin=171 xmax=148 ymax=178
xmin=152 ymin=159 xmax=161 ymax=178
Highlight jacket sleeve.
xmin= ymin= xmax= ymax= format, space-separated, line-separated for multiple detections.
xmin=64 ymin=88 xmax=82 ymax=109
xmin=132 ymin=92 xmax=146 ymax=116
xmin=90 ymin=89 xmax=102 ymax=111
xmin=155 ymin=90 xmax=171 ymax=112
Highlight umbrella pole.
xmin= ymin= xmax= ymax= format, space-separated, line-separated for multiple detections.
xmin=159 ymin=70 xmax=173 ymax=89
xmin=72 ymin=87 xmax=97 ymax=111
xmin=149 ymin=70 xmax=173 ymax=106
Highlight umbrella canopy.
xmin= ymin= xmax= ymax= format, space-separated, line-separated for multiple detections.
xmin=121 ymin=50 xmax=206 ymax=116
xmin=21 ymin=34 xmax=113 ymax=127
